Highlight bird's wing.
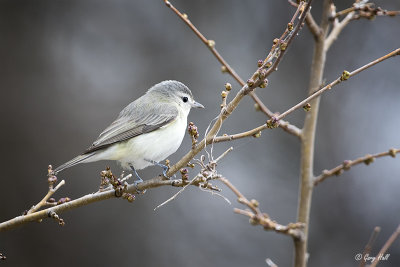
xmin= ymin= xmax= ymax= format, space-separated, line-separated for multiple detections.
xmin=84 ymin=102 xmax=178 ymax=154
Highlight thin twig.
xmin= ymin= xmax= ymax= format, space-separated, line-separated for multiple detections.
xmin=266 ymin=258 xmax=278 ymax=267
xmin=275 ymin=48 xmax=400 ymax=122
xmin=325 ymin=12 xmax=354 ymax=51
xmin=155 ymin=147 xmax=232 ymax=210
xmin=27 ymin=180 xmax=65 ymax=214
xmin=214 ymin=147 xmax=233 ymax=163
xmin=154 ymin=176 xmax=198 ymax=210
xmin=263 ymin=1 xmax=312 ymax=78
xmin=214 ymin=124 xmax=268 ymax=143
xmin=164 ymin=1 xmax=243 ymax=85
xmin=369 ymin=224 xmax=400 ymax=267
xmin=360 ymin=226 xmax=381 ymax=267
xmin=314 ymin=148 xmax=399 ymax=186
xmin=288 ymin=0 xmax=321 ymax=40
xmin=325 ymin=1 xmax=400 ymax=52
xmin=212 ymin=117 xmax=302 ymax=143
xmin=333 ymin=4 xmax=400 ymax=20
xmin=255 ymin=101 xmax=302 ymax=137
xmin=334 ymin=5 xmax=358 ymax=19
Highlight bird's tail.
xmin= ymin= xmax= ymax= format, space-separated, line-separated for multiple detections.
xmin=54 ymin=153 xmax=95 ymax=174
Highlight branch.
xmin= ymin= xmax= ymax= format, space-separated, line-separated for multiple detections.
xmin=164 ymin=1 xmax=243 ymax=86
xmin=288 ymin=0 xmax=321 ymax=40
xmin=314 ymin=148 xmax=399 ymax=186
xmin=325 ymin=12 xmax=354 ymax=51
xmin=305 ymin=12 xmax=321 ymax=40
xmin=0 ymin=172 xmax=220 ymax=232
xmin=333 ymin=2 xmax=400 ymax=20
xmin=262 ymin=1 xmax=313 ymax=78
xmin=369 ymin=224 xmax=400 ymax=267
xmin=332 ymin=3 xmax=363 ymax=19
xmin=254 ymin=100 xmax=302 ymax=137
xmin=326 ymin=1 xmax=400 ymax=51
xmin=266 ymin=258 xmax=278 ymax=267
xmin=274 ymin=48 xmax=400 ymax=123
xmin=360 ymin=226 xmax=381 ymax=267
xmin=212 ymin=114 xmax=304 ymax=143
xmin=213 ymin=124 xmax=268 ymax=143
xmin=26 ymin=165 xmax=68 ymax=214
xmin=294 ymin=1 xmax=332 ymax=265
xmin=219 ymin=177 xmax=304 ymax=239
xmin=154 ymin=147 xmax=233 ymax=210
xmin=27 ymin=180 xmax=65 ymax=214
xmin=164 ymin=0 xmax=302 ymax=138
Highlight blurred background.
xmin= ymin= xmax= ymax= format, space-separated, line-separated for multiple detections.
xmin=1 ymin=0 xmax=399 ymax=266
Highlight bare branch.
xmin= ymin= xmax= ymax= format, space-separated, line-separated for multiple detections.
xmin=214 ymin=146 xmax=233 ymax=163
xmin=164 ymin=0 xmax=243 ymax=85
xmin=219 ymin=177 xmax=304 ymax=239
xmin=27 ymin=166 xmax=67 ymax=214
xmin=266 ymin=258 xmax=278 ymax=267
xmin=314 ymin=148 xmax=399 ymax=186
xmin=326 ymin=1 xmax=400 ymax=51
xmin=212 ymin=117 xmax=302 ymax=144
xmin=164 ymin=0 xmax=302 ymax=138
xmin=0 ymin=172 xmax=222 ymax=232
xmin=333 ymin=2 xmax=400 ymax=20
xmin=288 ymin=0 xmax=321 ymax=40
xmin=255 ymin=101 xmax=302 ymax=138
xmin=360 ymin=226 xmax=381 ymax=267
xmin=275 ymin=48 xmax=400 ymax=123
xmin=369 ymin=224 xmax=400 ymax=267
xmin=214 ymin=124 xmax=268 ymax=143
xmin=294 ymin=1 xmax=335 ymax=265
xmin=27 ymin=180 xmax=65 ymax=214
xmin=262 ymin=1 xmax=313 ymax=78
xmin=155 ymin=147 xmax=233 ymax=210
xmin=305 ymin=12 xmax=322 ymax=40
xmin=325 ymin=12 xmax=354 ymax=51
xmin=154 ymin=176 xmax=211 ymax=210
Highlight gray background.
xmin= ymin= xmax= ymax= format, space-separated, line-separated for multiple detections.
xmin=1 ymin=0 xmax=399 ymax=266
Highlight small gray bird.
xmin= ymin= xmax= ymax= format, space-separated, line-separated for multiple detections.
xmin=54 ymin=80 xmax=204 ymax=185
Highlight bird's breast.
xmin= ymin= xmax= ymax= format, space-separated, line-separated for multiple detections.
xmin=117 ymin=113 xmax=187 ymax=170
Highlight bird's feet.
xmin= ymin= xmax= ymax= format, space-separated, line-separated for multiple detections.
xmin=145 ymin=159 xmax=174 ymax=180
xmin=129 ymin=164 xmax=146 ymax=194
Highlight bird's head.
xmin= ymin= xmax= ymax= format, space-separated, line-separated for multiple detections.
xmin=148 ymin=80 xmax=204 ymax=114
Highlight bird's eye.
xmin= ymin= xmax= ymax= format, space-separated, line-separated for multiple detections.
xmin=182 ymin=96 xmax=188 ymax=103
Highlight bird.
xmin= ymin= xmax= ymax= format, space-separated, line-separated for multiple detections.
xmin=54 ymin=80 xmax=204 ymax=186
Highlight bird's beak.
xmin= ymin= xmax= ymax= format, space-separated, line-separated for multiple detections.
xmin=192 ymin=101 xmax=205 ymax=108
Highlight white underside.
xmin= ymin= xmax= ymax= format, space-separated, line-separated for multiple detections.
xmin=84 ymin=112 xmax=187 ymax=170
